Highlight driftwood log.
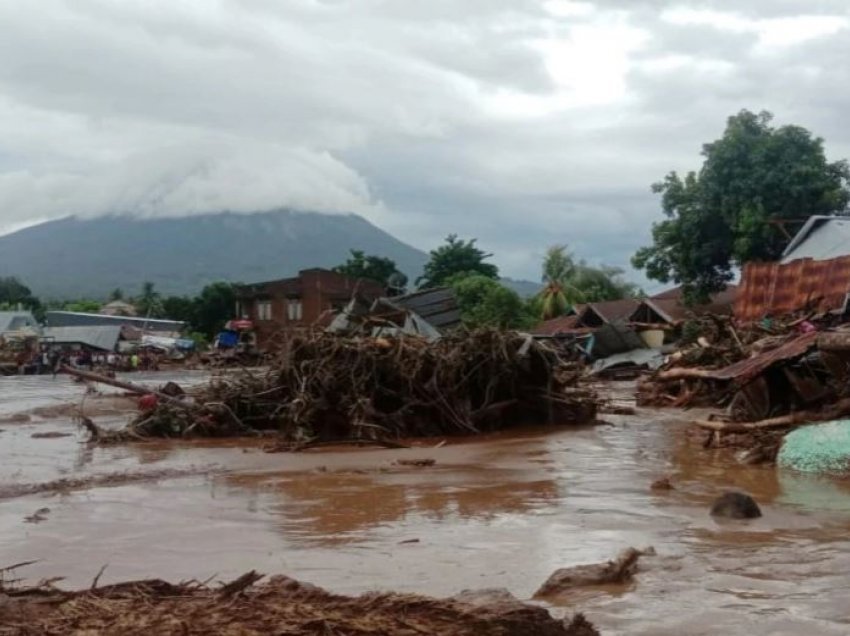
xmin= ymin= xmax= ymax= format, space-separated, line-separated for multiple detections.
xmin=60 ymin=366 xmax=192 ymax=410
xmin=693 ymin=398 xmax=850 ymax=433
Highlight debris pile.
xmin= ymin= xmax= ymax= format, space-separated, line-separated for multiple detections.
xmin=635 ymin=313 xmax=850 ymax=462
xmin=87 ymin=329 xmax=598 ymax=445
xmin=635 ymin=314 xmax=835 ymax=410
xmin=0 ymin=569 xmax=599 ymax=636
xmin=636 ymin=314 xmax=770 ymax=408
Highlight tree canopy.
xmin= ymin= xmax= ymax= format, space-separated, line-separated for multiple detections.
xmin=449 ymin=274 xmax=533 ymax=330
xmin=134 ymin=281 xmax=164 ymax=318
xmin=633 ymin=109 xmax=850 ymax=303
xmin=534 ymin=245 xmax=640 ymax=320
xmin=417 ymin=235 xmax=499 ymax=289
xmin=0 ymin=276 xmax=43 ymax=319
xmin=0 ymin=276 xmax=37 ymax=308
xmin=333 ymin=250 xmax=407 ymax=292
xmin=163 ymin=282 xmax=236 ymax=338
xmin=539 ymin=245 xmax=581 ymax=320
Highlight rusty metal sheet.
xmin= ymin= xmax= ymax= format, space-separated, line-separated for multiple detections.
xmin=735 ymin=256 xmax=850 ymax=322
xmin=701 ymin=331 xmax=819 ymax=384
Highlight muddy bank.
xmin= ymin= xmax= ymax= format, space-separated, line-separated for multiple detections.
xmin=0 ymin=572 xmax=597 ymax=636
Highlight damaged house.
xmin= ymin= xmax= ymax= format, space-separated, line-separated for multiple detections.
xmin=736 ymin=216 xmax=850 ymax=322
xmin=329 ymin=287 xmax=462 ymax=340
xmin=235 ymin=269 xmax=385 ymax=346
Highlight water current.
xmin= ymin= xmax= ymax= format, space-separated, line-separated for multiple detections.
xmin=1 ymin=374 xmax=849 ymax=634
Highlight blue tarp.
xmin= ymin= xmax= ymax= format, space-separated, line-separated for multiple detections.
xmin=217 ymin=330 xmax=239 ymax=348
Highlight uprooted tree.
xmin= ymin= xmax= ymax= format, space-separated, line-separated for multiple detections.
xmin=633 ymin=109 xmax=850 ymax=304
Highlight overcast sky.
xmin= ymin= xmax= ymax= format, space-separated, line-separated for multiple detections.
xmin=2 ymin=1 xmax=850 ymax=283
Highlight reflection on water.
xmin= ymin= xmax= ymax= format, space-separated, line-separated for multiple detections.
xmin=224 ymin=469 xmax=559 ymax=545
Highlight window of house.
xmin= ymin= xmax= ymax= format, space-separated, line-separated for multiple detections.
xmin=257 ymin=300 xmax=272 ymax=321
xmin=287 ymin=299 xmax=303 ymax=321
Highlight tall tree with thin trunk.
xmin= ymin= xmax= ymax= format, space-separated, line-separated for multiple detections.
xmin=538 ymin=245 xmax=581 ymax=320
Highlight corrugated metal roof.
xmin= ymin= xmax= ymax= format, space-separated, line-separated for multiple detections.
xmin=391 ymin=287 xmax=461 ymax=329
xmin=735 ymin=256 xmax=850 ymax=322
xmin=781 ymin=216 xmax=850 ymax=262
xmin=46 ymin=311 xmax=184 ymax=332
xmin=42 ymin=325 xmax=123 ymax=351
xmin=632 ymin=287 xmax=738 ymax=325
xmin=580 ymin=299 xmax=640 ymax=325
xmin=698 ymin=331 xmax=819 ymax=384
xmin=0 ymin=311 xmax=38 ymax=333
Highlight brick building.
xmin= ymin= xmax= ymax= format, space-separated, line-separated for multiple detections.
xmin=234 ymin=269 xmax=385 ymax=343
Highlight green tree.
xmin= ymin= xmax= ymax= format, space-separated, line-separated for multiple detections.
xmin=109 ymin=288 xmax=124 ymax=301
xmin=450 ymin=274 xmax=533 ymax=329
xmin=538 ymin=245 xmax=582 ymax=320
xmin=135 ymin=281 xmax=164 ymax=318
xmin=162 ymin=295 xmax=196 ymax=324
xmin=571 ymin=264 xmax=642 ymax=303
xmin=333 ymin=250 xmax=407 ymax=291
xmin=417 ymin=235 xmax=499 ymax=288
xmin=192 ymin=282 xmax=236 ymax=338
xmin=0 ymin=276 xmax=42 ymax=318
xmin=162 ymin=283 xmax=236 ymax=338
xmin=633 ymin=109 xmax=850 ymax=303
xmin=0 ymin=276 xmax=36 ymax=306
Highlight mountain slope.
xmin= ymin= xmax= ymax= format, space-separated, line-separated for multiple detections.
xmin=0 ymin=210 xmax=429 ymax=299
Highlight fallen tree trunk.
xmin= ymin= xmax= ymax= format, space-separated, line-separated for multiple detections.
xmin=60 ymin=366 xmax=192 ymax=410
xmin=693 ymin=398 xmax=850 ymax=433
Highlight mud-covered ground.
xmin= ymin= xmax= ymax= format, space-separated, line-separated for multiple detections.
xmin=2 ymin=374 xmax=850 ymax=635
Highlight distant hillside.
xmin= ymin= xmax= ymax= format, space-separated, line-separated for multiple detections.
xmin=0 ymin=210 xmax=430 ymax=299
xmin=500 ymin=277 xmax=542 ymax=298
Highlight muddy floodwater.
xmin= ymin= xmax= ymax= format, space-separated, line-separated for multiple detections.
xmin=2 ymin=374 xmax=850 ymax=635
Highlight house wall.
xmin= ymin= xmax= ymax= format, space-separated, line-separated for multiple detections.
xmin=237 ymin=269 xmax=384 ymax=346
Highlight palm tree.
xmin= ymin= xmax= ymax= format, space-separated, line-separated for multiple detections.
xmin=135 ymin=281 xmax=164 ymax=318
xmin=538 ymin=245 xmax=583 ymax=320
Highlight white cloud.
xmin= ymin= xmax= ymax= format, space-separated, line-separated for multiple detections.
xmin=0 ymin=0 xmax=849 ymax=281
xmin=661 ymin=7 xmax=849 ymax=52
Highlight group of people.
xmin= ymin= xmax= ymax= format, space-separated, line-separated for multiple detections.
xmin=15 ymin=348 xmax=161 ymax=375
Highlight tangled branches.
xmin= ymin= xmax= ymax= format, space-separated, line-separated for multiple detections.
xmin=97 ymin=329 xmax=597 ymax=445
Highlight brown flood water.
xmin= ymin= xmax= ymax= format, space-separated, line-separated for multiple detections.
xmin=2 ymin=375 xmax=850 ymax=635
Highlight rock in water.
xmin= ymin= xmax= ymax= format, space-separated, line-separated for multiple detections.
xmin=710 ymin=491 xmax=761 ymax=519
xmin=534 ymin=548 xmax=644 ymax=599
